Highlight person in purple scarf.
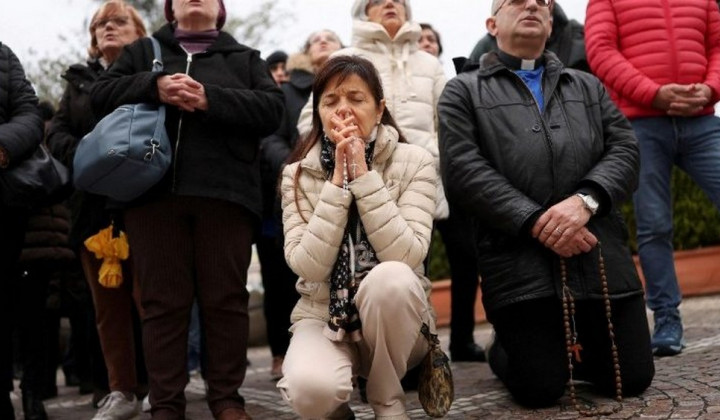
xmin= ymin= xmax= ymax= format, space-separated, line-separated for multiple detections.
xmin=90 ymin=1 xmax=284 ymax=419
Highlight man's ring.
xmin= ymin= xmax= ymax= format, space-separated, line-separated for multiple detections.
xmin=555 ymin=227 xmax=563 ymax=234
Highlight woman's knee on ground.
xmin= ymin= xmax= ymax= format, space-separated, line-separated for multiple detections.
xmin=279 ymin=363 xmax=353 ymax=418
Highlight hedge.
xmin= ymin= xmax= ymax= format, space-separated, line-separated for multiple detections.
xmin=428 ymin=168 xmax=720 ymax=280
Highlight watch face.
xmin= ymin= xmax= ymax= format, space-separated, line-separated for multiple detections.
xmin=583 ymin=194 xmax=599 ymax=213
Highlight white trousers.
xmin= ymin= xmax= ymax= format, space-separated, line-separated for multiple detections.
xmin=277 ymin=261 xmax=432 ymax=419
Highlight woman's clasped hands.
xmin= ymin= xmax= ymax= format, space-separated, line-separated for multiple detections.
xmin=157 ymin=73 xmax=208 ymax=112
xmin=327 ymin=112 xmax=369 ymax=188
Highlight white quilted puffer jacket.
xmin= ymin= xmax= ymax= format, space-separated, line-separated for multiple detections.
xmin=281 ymin=124 xmax=437 ymax=327
xmin=297 ymin=0 xmax=448 ymax=219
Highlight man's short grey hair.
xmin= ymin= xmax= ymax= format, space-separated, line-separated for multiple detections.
xmin=491 ymin=0 xmax=556 ymax=15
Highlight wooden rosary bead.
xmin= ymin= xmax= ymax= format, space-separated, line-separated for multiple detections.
xmin=560 ymin=243 xmax=622 ymax=417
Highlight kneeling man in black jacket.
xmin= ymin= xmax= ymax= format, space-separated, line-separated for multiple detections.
xmin=438 ymin=0 xmax=655 ymax=410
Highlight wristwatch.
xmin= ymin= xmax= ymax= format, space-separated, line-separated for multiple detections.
xmin=576 ymin=193 xmax=599 ymax=216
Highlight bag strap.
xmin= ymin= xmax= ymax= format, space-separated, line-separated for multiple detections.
xmin=421 ymin=323 xmax=440 ymax=349
xmin=149 ymin=37 xmax=163 ymax=73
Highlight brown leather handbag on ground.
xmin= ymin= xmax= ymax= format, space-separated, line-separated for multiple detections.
xmin=418 ymin=323 xmax=454 ymax=417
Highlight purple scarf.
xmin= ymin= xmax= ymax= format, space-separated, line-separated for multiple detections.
xmin=174 ymin=28 xmax=219 ymax=54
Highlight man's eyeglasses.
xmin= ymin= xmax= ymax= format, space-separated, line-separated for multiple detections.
xmin=368 ymin=0 xmax=405 ymax=7
xmin=93 ymin=16 xmax=130 ymax=29
xmin=493 ymin=0 xmax=553 ymax=16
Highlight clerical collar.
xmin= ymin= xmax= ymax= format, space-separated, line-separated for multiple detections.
xmin=497 ymin=50 xmax=545 ymax=71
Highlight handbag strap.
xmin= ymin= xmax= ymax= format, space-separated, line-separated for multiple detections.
xmin=148 ymin=36 xmax=167 ymax=124
xmin=149 ymin=37 xmax=163 ymax=73
xmin=420 ymin=323 xmax=441 ymax=349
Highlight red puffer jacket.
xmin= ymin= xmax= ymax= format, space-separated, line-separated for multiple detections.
xmin=585 ymin=0 xmax=720 ymax=118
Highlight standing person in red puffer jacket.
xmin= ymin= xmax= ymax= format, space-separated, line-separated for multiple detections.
xmin=585 ymin=0 xmax=720 ymax=357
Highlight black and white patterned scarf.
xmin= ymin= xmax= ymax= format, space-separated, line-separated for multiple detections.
xmin=319 ymin=134 xmax=379 ymax=342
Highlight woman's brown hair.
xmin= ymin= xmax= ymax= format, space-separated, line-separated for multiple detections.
xmin=88 ymin=0 xmax=147 ymax=60
xmin=286 ymin=55 xmax=407 ymax=222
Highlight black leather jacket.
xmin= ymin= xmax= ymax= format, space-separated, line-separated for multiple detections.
xmin=438 ymin=51 xmax=642 ymax=317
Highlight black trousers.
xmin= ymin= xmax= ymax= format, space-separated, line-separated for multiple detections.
xmin=435 ymin=208 xmax=480 ymax=348
xmin=14 ymin=263 xmax=56 ymax=394
xmin=488 ymin=295 xmax=655 ymax=408
xmin=0 ymin=205 xmax=28 ymax=392
xmin=256 ymin=235 xmax=299 ymax=357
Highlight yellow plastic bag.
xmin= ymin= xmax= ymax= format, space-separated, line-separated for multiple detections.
xmin=84 ymin=225 xmax=129 ymax=288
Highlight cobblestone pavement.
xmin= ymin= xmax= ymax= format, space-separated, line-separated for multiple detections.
xmin=11 ymin=294 xmax=720 ymax=419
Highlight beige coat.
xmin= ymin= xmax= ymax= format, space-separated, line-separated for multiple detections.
xmin=281 ymin=124 xmax=437 ymax=325
xmin=297 ymin=2 xmax=448 ymax=219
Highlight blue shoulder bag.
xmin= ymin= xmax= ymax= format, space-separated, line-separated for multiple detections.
xmin=73 ymin=37 xmax=170 ymax=202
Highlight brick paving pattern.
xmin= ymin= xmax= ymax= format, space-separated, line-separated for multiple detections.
xmin=11 ymin=295 xmax=720 ymax=419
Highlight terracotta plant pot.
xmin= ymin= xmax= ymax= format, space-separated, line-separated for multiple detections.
xmin=634 ymin=245 xmax=720 ymax=297
xmin=429 ymin=279 xmax=485 ymax=327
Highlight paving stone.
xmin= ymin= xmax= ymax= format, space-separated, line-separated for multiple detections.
xmin=10 ymin=294 xmax=720 ymax=419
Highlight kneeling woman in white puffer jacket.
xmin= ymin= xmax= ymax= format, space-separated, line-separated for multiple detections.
xmin=277 ymin=55 xmax=437 ymax=420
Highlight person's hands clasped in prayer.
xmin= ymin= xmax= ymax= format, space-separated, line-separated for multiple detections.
xmin=157 ymin=73 xmax=208 ymax=112
xmin=532 ymin=196 xmax=598 ymax=258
